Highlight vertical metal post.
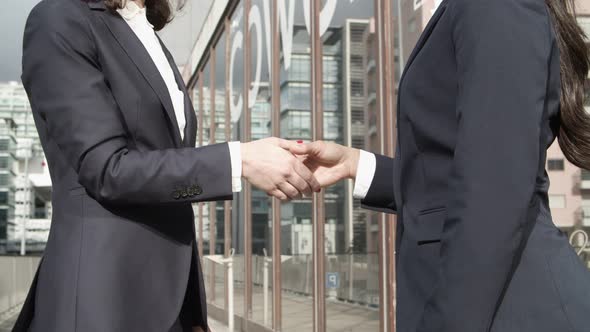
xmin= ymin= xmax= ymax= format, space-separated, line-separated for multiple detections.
xmin=243 ymin=0 xmax=254 ymax=322
xmin=310 ymin=0 xmax=326 ymax=331
xmin=198 ymin=77 xmax=204 ymax=258
xmin=20 ymin=150 xmax=29 ymax=256
xmin=396 ymin=0 xmax=405 ymax=70
xmin=210 ymin=47 xmax=217 ymax=303
xmin=375 ymin=0 xmax=397 ymax=331
xmin=224 ymin=16 xmax=233 ymax=313
xmin=227 ymin=253 xmax=235 ymax=332
xmin=270 ymin=0 xmax=282 ymax=329
xmin=262 ymin=249 xmax=271 ymax=326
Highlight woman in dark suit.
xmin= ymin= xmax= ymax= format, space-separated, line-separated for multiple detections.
xmin=15 ymin=0 xmax=319 ymax=331
xmin=292 ymin=0 xmax=590 ymax=331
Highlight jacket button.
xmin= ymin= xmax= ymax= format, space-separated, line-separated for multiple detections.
xmin=172 ymin=190 xmax=181 ymax=199
xmin=187 ymin=187 xmax=194 ymax=196
xmin=195 ymin=186 xmax=203 ymax=195
xmin=181 ymin=188 xmax=188 ymax=198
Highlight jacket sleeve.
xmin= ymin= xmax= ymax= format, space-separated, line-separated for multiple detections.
xmin=361 ymin=154 xmax=396 ymax=214
xmin=22 ymin=2 xmax=233 ymax=205
xmin=417 ymin=1 xmax=550 ymax=331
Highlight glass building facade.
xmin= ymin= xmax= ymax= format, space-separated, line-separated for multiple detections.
xmin=185 ymin=1 xmax=398 ymax=331
xmin=0 ymin=119 xmax=17 ymax=253
xmin=178 ymin=0 xmax=590 ymax=330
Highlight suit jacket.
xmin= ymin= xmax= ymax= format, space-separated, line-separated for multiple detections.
xmin=14 ymin=0 xmax=232 ymax=331
xmin=362 ymin=0 xmax=590 ymax=331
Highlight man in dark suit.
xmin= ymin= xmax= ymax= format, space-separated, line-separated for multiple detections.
xmin=290 ymin=0 xmax=590 ymax=331
xmin=14 ymin=0 xmax=319 ymax=331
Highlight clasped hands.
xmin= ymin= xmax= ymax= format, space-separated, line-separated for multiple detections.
xmin=241 ymin=138 xmax=360 ymax=200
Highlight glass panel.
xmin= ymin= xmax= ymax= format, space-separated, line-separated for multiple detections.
xmin=202 ymin=66 xmax=212 ymax=147
xmin=213 ymin=32 xmax=228 ymax=308
xmin=229 ymin=1 xmax=246 ymax=319
xmin=320 ymin=1 xmax=380 ymax=330
xmin=191 ymin=79 xmax=202 ymax=261
xmin=192 ymin=78 xmax=201 ymax=148
xmin=200 ymin=62 xmax=213 ymax=302
xmin=279 ymin=1 xmax=314 ymax=330
xmin=249 ymin=0 xmax=273 ymax=326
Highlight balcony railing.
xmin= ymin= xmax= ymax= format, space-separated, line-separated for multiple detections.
xmin=0 ymin=256 xmax=40 ymax=318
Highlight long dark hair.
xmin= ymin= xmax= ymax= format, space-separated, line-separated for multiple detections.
xmin=104 ymin=0 xmax=185 ymax=31
xmin=546 ymin=0 xmax=590 ymax=169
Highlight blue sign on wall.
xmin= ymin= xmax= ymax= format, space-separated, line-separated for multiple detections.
xmin=326 ymin=272 xmax=340 ymax=289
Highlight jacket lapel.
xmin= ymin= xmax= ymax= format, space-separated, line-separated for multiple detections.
xmin=92 ymin=5 xmax=183 ymax=147
xmin=399 ymin=0 xmax=448 ymax=87
xmin=158 ymin=37 xmax=197 ymax=147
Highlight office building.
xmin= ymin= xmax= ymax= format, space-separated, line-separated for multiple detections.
xmin=0 ymin=81 xmax=52 ymax=254
xmin=0 ymin=118 xmax=17 ymax=253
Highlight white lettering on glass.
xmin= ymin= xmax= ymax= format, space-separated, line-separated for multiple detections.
xmin=278 ymin=0 xmax=296 ymax=70
xmin=229 ymin=0 xmax=352 ymax=123
xmin=248 ymin=5 xmax=263 ymax=108
xmin=229 ymin=29 xmax=244 ymax=122
xmin=302 ymin=0 xmax=337 ymax=37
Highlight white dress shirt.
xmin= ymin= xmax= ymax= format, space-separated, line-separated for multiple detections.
xmin=118 ymin=2 xmax=242 ymax=192
xmin=353 ymin=150 xmax=377 ymax=199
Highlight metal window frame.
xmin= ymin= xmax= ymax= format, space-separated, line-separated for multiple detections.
xmin=375 ymin=0 xmax=397 ymax=330
xmin=242 ymin=0 xmax=254 ymax=321
xmin=196 ymin=77 xmax=204 ymax=258
xmin=309 ymin=1 xmax=325 ymax=331
xmin=224 ymin=14 xmax=233 ymax=313
xmin=270 ymin=1 xmax=282 ymax=330
xmin=209 ymin=37 xmax=217 ymax=304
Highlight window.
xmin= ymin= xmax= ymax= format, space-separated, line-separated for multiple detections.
xmin=351 ymin=81 xmax=364 ymax=96
xmin=408 ymin=17 xmax=417 ymax=33
xmin=0 ymin=174 xmax=12 ymax=187
xmin=549 ymin=194 xmax=566 ymax=209
xmin=547 ymin=158 xmax=565 ymax=171
xmin=0 ymin=157 xmax=9 ymax=169
xmin=0 ymin=139 xmax=9 ymax=151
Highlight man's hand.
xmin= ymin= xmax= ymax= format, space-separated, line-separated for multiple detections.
xmin=289 ymin=141 xmax=360 ymax=188
xmin=241 ymin=138 xmax=321 ymax=201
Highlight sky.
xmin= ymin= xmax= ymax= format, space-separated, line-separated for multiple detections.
xmin=0 ymin=0 xmax=212 ymax=82
xmin=0 ymin=0 xmax=41 ymax=82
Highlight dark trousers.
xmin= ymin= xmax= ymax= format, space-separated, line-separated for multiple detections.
xmin=172 ymin=250 xmax=204 ymax=332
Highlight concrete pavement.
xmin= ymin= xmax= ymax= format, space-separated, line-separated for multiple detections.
xmin=0 ymin=305 xmax=229 ymax=332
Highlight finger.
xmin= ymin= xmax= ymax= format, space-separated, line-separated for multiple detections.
xmin=295 ymin=154 xmax=307 ymax=162
xmin=277 ymin=182 xmax=302 ymax=200
xmin=280 ymin=139 xmax=313 ymax=155
xmin=276 ymin=138 xmax=303 ymax=152
xmin=286 ymin=170 xmax=312 ymax=197
xmin=292 ymin=159 xmax=321 ymax=192
xmin=294 ymin=141 xmax=326 ymax=157
xmin=269 ymin=189 xmax=288 ymax=201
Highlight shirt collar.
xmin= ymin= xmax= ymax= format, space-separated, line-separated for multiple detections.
xmin=117 ymin=1 xmax=154 ymax=28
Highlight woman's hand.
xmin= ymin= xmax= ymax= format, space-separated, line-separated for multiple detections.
xmin=289 ymin=141 xmax=360 ymax=188
xmin=241 ymin=137 xmax=321 ymax=200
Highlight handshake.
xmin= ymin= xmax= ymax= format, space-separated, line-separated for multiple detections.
xmin=240 ymin=138 xmax=361 ymax=200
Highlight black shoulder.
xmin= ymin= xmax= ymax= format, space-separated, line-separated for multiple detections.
xmin=22 ymin=0 xmax=97 ymax=85
xmin=448 ymin=0 xmax=551 ymax=47
xmin=26 ymin=0 xmax=92 ymax=32
xmin=449 ymin=0 xmax=549 ymax=17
